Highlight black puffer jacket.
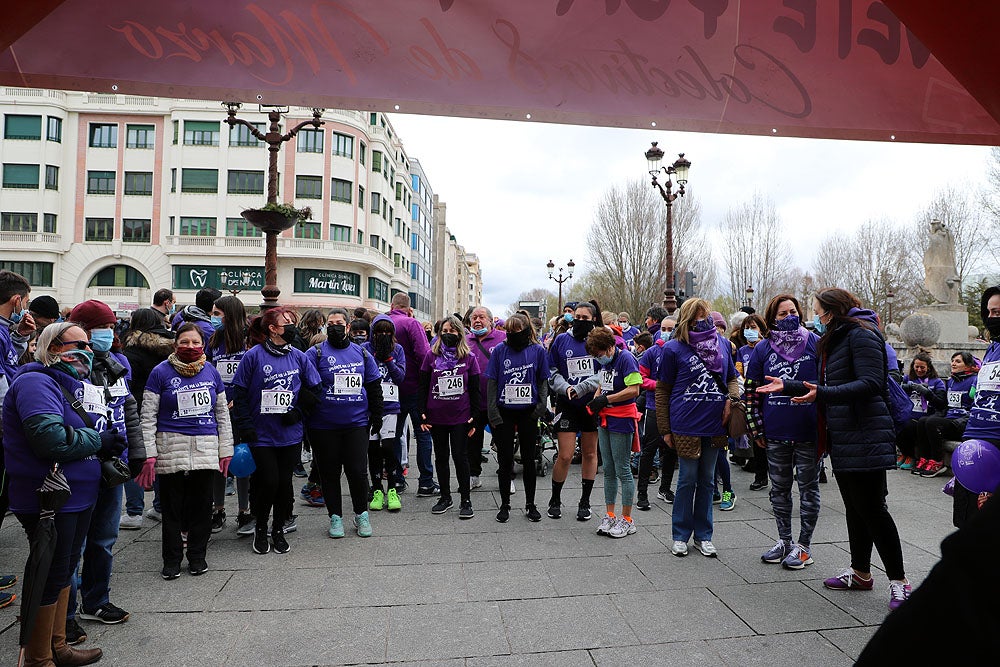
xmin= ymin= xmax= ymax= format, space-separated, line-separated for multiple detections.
xmin=786 ymin=322 xmax=896 ymax=473
xmin=122 ymin=330 xmax=175 ymax=409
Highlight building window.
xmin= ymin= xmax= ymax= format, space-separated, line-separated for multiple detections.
xmin=46 ymin=117 xmax=62 ymax=142
xmin=124 ymin=171 xmax=154 ymax=196
xmin=183 ymin=120 xmax=220 ymax=146
xmin=395 ymin=182 xmax=403 ymax=201
xmin=295 ymin=175 xmax=322 ymax=199
xmin=4 ymin=115 xmax=41 ymax=140
xmin=368 ymin=277 xmax=389 ymax=302
xmin=359 ymin=142 xmax=366 ymax=166
xmin=86 ymin=170 xmax=115 ymax=195
xmin=226 ymin=217 xmax=261 ymax=237
xmin=331 ymin=178 xmax=352 ymax=203
xmin=358 ymin=185 xmax=365 ymax=208
xmin=170 ymin=168 xmax=176 ymax=192
xmin=332 ymin=132 xmax=353 ymax=158
xmin=382 ymin=199 xmax=387 ymax=219
xmin=370 ymin=234 xmax=379 ymax=248
xmin=181 ymin=168 xmax=219 ymax=193
xmin=85 ymin=218 xmax=114 ymax=242
xmin=330 ymin=224 xmax=351 ymax=242
xmin=43 ymin=213 xmax=56 ymax=233
xmin=179 ymin=217 xmax=217 ymax=236
xmin=172 ymin=120 xmax=178 ymax=144
xmin=372 ymin=150 xmax=382 ymax=174
xmin=370 ymin=192 xmax=381 ymax=214
xmin=227 ymin=170 xmax=265 ymax=195
xmin=89 ymin=265 xmax=149 ymax=288
xmin=230 ymin=122 xmax=264 ymax=147
xmin=89 ymin=123 xmax=118 ymax=148
xmin=1 ymin=212 xmax=37 ymax=232
xmin=381 ymin=239 xmax=387 ymax=255
xmin=2 ymin=164 xmax=39 ymax=189
xmin=357 ymin=230 xmax=363 ymax=244
xmin=44 ymin=165 xmax=58 ymax=190
xmin=122 ymin=218 xmax=151 ymax=243
xmin=296 ymin=129 xmax=323 ymax=153
xmin=126 ymin=124 xmax=155 ymax=149
xmin=370 ymin=112 xmax=378 ymax=126
xmin=0 ymin=261 xmax=53 ymax=287
xmin=294 ymin=222 xmax=321 ymax=239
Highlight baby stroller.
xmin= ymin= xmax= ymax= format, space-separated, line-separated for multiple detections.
xmin=491 ymin=410 xmax=558 ymax=477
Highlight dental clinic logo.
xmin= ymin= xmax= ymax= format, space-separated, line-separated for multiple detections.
xmin=189 ymin=269 xmax=208 ymax=288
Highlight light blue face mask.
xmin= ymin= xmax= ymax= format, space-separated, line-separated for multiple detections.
xmin=596 ymin=353 xmax=614 ymax=365
xmin=89 ymin=329 xmax=114 ymax=353
xmin=211 ymin=315 xmax=224 ymax=330
xmin=813 ymin=314 xmax=827 ymax=334
xmin=659 ymin=330 xmax=671 ymax=341
xmin=744 ymin=329 xmax=760 ymax=342
xmin=563 ymin=313 xmax=573 ymax=323
xmin=471 ymin=326 xmax=488 ymax=336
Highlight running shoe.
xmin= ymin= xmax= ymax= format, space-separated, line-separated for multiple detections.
xmin=271 ymin=529 xmax=290 ymax=554
xmin=576 ymin=504 xmax=592 ymax=521
xmin=719 ymin=491 xmax=736 ymax=511
xmin=0 ymin=591 xmax=15 ymax=610
xmin=210 ymin=509 xmax=226 ymax=533
xmin=188 ymin=560 xmax=208 ymax=576
xmin=0 ymin=575 xmax=15 ymax=590
xmin=370 ymin=489 xmax=386 ymax=511
xmin=144 ymin=508 xmax=162 ymax=522
xmin=693 ymin=540 xmax=717 ymax=557
xmin=547 ymin=502 xmax=562 ymax=519
xmin=119 ymin=514 xmax=142 ymax=530
xmin=236 ymin=513 xmax=255 ymax=536
xmin=525 ymin=504 xmax=541 ymax=522
xmin=888 ymin=581 xmax=912 ymax=610
xmin=293 ymin=463 xmax=308 ymax=478
xmin=608 ymin=517 xmax=636 ymax=538
xmin=225 ymin=476 xmax=236 ymax=496
xmin=470 ymin=476 xmax=482 ymax=489
xmin=657 ymin=489 xmax=675 ymax=503
xmin=79 ymin=602 xmax=130 ymax=624
xmin=432 ymin=497 xmax=454 ymax=514
xmin=300 ymin=482 xmax=313 ymax=500
xmin=712 ymin=490 xmax=722 ymax=504
xmin=781 ymin=544 xmax=814 ymax=569
xmin=636 ymin=495 xmax=651 ymax=511
xmin=355 ymin=512 xmax=373 ymax=537
xmin=459 ymin=500 xmax=475 ymax=519
xmin=496 ymin=505 xmax=510 ymax=523
xmin=253 ymin=528 xmax=271 ymax=554
xmin=671 ymin=540 xmax=688 ymax=557
xmin=65 ymin=617 xmax=86 ymax=644
xmin=160 ymin=564 xmax=181 ymax=581
xmin=761 ymin=539 xmax=792 ymax=564
xmin=895 ymin=453 xmax=906 ymax=467
xmin=921 ymin=460 xmax=948 ymax=478
xmin=304 ymin=486 xmax=325 ymax=507
xmin=898 ymin=457 xmax=915 ymax=470
xmin=386 ymin=488 xmax=402 ymax=512
xmin=283 ymin=515 xmax=298 ymax=534
xmin=596 ymin=514 xmax=615 ymax=535
xmin=417 ymin=484 xmax=440 ymax=497
xmin=749 ymin=477 xmax=769 ymax=491
xmin=328 ymin=515 xmax=345 ymax=539
xmin=911 ymin=457 xmax=928 ymax=475
xmin=823 ymin=568 xmax=874 ymax=591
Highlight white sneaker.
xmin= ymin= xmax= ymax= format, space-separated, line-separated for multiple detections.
xmin=671 ymin=540 xmax=688 ymax=557
xmin=470 ymin=476 xmax=482 ymax=489
xmin=510 ymin=479 xmax=516 ymax=494
xmin=144 ymin=509 xmax=162 ymax=522
xmin=119 ymin=514 xmax=143 ymax=530
xmin=693 ymin=540 xmax=718 ymax=557
xmin=608 ymin=517 xmax=636 ymax=538
xmin=596 ymin=514 xmax=615 ymax=535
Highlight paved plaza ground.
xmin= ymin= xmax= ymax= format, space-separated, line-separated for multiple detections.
xmin=0 ymin=448 xmax=955 ymax=666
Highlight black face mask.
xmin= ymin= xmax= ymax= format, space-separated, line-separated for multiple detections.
xmin=374 ymin=332 xmax=394 ymax=360
xmin=985 ymin=316 xmax=1000 ymax=339
xmin=572 ymin=319 xmax=596 ymax=340
xmin=350 ymin=334 xmax=367 ymax=345
xmin=279 ymin=323 xmax=297 ymax=344
xmin=440 ymin=333 xmax=460 ymax=348
xmin=507 ymin=328 xmax=531 ymax=350
xmin=327 ymin=324 xmax=348 ymax=346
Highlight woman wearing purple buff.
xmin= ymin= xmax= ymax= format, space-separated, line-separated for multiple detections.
xmin=758 ymin=288 xmax=910 ymax=610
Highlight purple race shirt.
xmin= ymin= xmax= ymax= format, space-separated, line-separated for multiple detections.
xmin=946 ymin=373 xmax=978 ymax=420
xmin=362 ymin=341 xmax=406 ymax=415
xmin=2 ymin=366 xmax=103 ymax=513
xmin=421 ymin=351 xmax=481 ymax=426
xmin=745 ymin=337 xmax=820 ymax=442
xmin=964 ymin=341 xmax=1000 ymax=440
xmin=208 ymin=343 xmax=246 ymax=395
xmin=639 ymin=344 xmax=664 ymax=411
xmin=146 ymin=360 xmax=225 ymax=436
xmin=307 ymin=341 xmax=382 ymax=429
xmin=596 ymin=349 xmax=640 ymax=433
xmin=906 ymin=376 xmax=945 ymax=420
xmin=485 ymin=342 xmax=549 ymax=411
xmin=467 ymin=329 xmax=506 ymax=409
xmin=232 ymin=345 xmax=321 ymax=447
xmin=549 ymin=333 xmax=597 ymax=406
xmin=658 ymin=338 xmax=738 ymax=438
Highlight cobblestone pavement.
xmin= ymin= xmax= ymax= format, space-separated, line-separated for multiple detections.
xmin=0 ymin=449 xmax=955 ymax=666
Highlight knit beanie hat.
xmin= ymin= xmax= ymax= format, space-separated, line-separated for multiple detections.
xmin=29 ymin=295 xmax=61 ymax=319
xmin=69 ymin=300 xmax=117 ymax=331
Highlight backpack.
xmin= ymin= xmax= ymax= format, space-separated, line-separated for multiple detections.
xmin=869 ymin=328 xmax=912 ymax=433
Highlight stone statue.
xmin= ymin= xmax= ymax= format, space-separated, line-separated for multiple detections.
xmin=923 ymin=219 xmax=961 ymax=305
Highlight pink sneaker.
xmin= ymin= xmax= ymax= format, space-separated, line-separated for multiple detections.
xmin=888 ymin=581 xmax=911 ymax=610
xmin=823 ymin=568 xmax=874 ymax=591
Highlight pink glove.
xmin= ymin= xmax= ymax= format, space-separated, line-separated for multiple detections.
xmin=219 ymin=456 xmax=232 ymax=477
xmin=136 ymin=457 xmax=157 ymax=490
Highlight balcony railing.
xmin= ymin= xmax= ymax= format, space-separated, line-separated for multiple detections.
xmin=162 ymin=235 xmax=396 ymax=272
xmin=0 ymin=231 xmax=61 ymax=245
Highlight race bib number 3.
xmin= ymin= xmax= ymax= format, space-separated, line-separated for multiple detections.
xmin=177 ymin=388 xmax=213 ymax=417
xmin=261 ymin=389 xmax=294 ymax=414
xmin=217 ymin=360 xmax=241 ymax=384
xmin=567 ymin=357 xmax=593 ymax=380
xmin=333 ymin=373 xmax=363 ymax=396
xmin=979 ymin=362 xmax=1000 ymax=393
xmin=381 ymin=382 xmax=399 ymax=402
xmin=504 ymin=384 xmax=532 ymax=405
xmin=437 ymin=375 xmax=464 ymax=397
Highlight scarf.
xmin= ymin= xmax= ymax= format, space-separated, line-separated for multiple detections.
xmin=769 ymin=327 xmax=810 ymax=363
xmin=687 ymin=328 xmax=725 ymax=374
xmin=435 ymin=345 xmax=459 ymax=371
xmin=264 ymin=339 xmax=292 ymax=357
xmin=168 ymin=353 xmax=206 ymax=378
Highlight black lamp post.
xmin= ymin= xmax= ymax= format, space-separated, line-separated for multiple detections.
xmin=547 ymin=259 xmax=575 ymax=312
xmin=745 ymin=285 xmax=755 ymax=308
xmin=222 ymin=102 xmax=324 ymax=309
xmin=886 ymin=290 xmax=895 ymax=326
xmin=645 ymin=142 xmax=691 ymax=314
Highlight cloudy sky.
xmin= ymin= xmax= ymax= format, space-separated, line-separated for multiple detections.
xmin=389 ymin=114 xmax=992 ymax=314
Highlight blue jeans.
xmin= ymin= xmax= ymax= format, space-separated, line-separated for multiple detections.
xmin=124 ymin=479 xmax=145 ymax=516
xmin=597 ymin=428 xmax=635 ymax=508
xmin=672 ymin=438 xmax=716 ymax=543
xmin=399 ymin=392 xmax=434 ymax=487
xmin=70 ymin=484 xmax=122 ymax=616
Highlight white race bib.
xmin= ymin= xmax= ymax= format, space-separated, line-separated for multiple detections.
xmin=381 ymin=382 xmax=399 ymax=402
xmin=600 ymin=370 xmax=615 ymax=392
xmin=567 ymin=357 xmax=593 ymax=380
xmin=261 ymin=389 xmax=294 ymax=414
xmin=177 ymin=388 xmax=213 ymax=417
xmin=437 ymin=375 xmax=464 ymax=397
xmin=911 ymin=395 xmax=925 ymax=413
xmin=216 ymin=360 xmax=241 ymax=384
xmin=978 ymin=361 xmax=1000 ymax=393
xmin=504 ymin=383 xmax=532 ymax=405
xmin=107 ymin=378 xmax=129 ymax=398
xmin=333 ymin=373 xmax=363 ymax=396
xmin=81 ymin=383 xmax=107 ymax=415
xmin=948 ymin=391 xmax=963 ymax=408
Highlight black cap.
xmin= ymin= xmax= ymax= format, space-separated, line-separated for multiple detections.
xmin=29 ymin=295 xmax=60 ymax=319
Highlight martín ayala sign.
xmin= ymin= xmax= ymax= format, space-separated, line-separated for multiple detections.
xmin=173 ymin=265 xmax=264 ymax=291
xmin=294 ymin=268 xmax=360 ymax=296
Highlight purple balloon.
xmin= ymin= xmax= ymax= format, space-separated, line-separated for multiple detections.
xmin=951 ymin=439 xmax=1000 ymax=494
xmin=942 ymin=477 xmax=956 ymax=497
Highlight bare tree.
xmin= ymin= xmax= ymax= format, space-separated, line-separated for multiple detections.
xmin=505 ymin=287 xmax=559 ymax=321
xmin=720 ymin=192 xmax=791 ymax=310
xmin=915 ymin=184 xmax=992 ymax=283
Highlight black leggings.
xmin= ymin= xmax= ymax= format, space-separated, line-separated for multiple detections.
xmin=920 ymin=416 xmax=966 ymax=461
xmin=250 ymin=443 xmax=301 ymax=533
xmin=638 ymin=409 xmax=676 ymax=495
xmin=310 ymin=427 xmax=370 ymax=517
xmin=835 ymin=470 xmax=905 ymax=580
xmin=896 ymin=417 xmax=929 ymax=459
xmin=431 ymin=423 xmax=471 ymax=500
xmin=159 ymin=469 xmax=214 ymax=565
xmin=17 ymin=508 xmax=94 ymax=605
xmin=494 ymin=407 xmax=539 ymax=507
xmin=467 ymin=412 xmax=489 ymax=477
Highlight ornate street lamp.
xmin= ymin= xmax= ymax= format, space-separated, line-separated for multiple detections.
xmin=645 ymin=141 xmax=691 ymax=314
xmin=886 ymin=290 xmax=895 ymax=326
xmin=547 ymin=259 xmax=575 ymax=312
xmin=222 ymin=102 xmax=324 ymax=309
xmin=745 ymin=285 xmax=755 ymax=308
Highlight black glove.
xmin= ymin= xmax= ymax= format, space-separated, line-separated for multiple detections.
xmin=369 ymin=415 xmax=383 ymax=437
xmin=98 ymin=429 xmax=126 ymax=460
xmin=238 ymin=428 xmax=258 ymax=444
xmin=280 ymin=408 xmax=303 ymax=426
xmin=587 ymin=394 xmax=610 ymax=415
xmin=128 ymin=457 xmax=146 ymax=479
xmin=914 ymin=384 xmax=931 ymax=396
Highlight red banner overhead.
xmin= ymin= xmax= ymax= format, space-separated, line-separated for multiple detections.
xmin=1 ymin=0 xmax=997 ymax=144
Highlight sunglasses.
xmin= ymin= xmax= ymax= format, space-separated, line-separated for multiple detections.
xmin=57 ymin=339 xmax=91 ymax=350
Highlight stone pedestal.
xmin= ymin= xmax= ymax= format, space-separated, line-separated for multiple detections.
xmin=918 ymin=304 xmax=971 ymax=344
xmin=894 ymin=306 xmax=988 ymax=376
